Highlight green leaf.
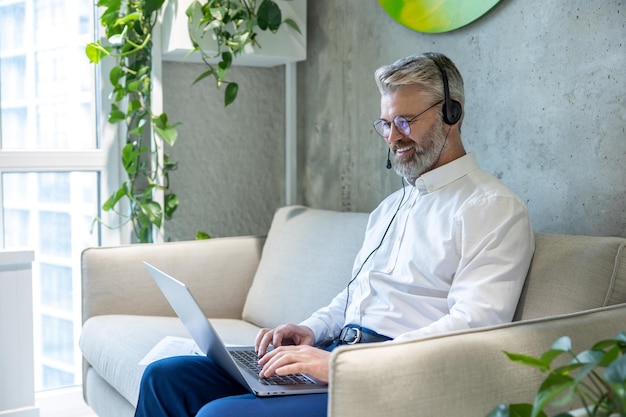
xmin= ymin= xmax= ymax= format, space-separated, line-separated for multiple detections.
xmin=136 ymin=65 xmax=151 ymax=78
xmin=115 ymin=11 xmax=141 ymax=26
xmin=144 ymin=0 xmax=166 ymax=15
xmin=153 ymin=113 xmax=168 ymax=129
xmin=550 ymin=336 xmax=572 ymax=352
xmin=532 ymin=373 xmax=574 ymax=417
xmin=128 ymin=118 xmax=146 ymax=135
xmin=534 ymin=337 xmax=571 ymax=367
xmin=604 ymin=353 xmax=626 ymax=384
xmin=85 ymin=42 xmax=111 ymax=63
xmin=217 ymin=57 xmax=231 ymax=81
xmin=163 ymin=160 xmax=178 ymax=173
xmin=209 ymin=6 xmax=225 ymax=22
xmin=257 ymin=0 xmax=282 ymax=32
xmin=112 ymin=85 xmax=126 ymax=102
xmin=283 ymin=17 xmax=301 ymax=34
xmin=109 ymin=66 xmax=125 ymax=86
xmin=153 ymin=113 xmax=179 ymax=146
xmin=485 ymin=404 xmax=540 ymax=417
xmin=192 ymin=68 xmax=216 ymax=85
xmin=97 ymin=0 xmax=121 ymax=9
xmin=108 ymin=34 xmax=124 ymax=46
xmin=538 ymin=349 xmax=567 ymax=368
xmin=141 ymin=201 xmax=163 ymax=228
xmin=196 ymin=230 xmax=211 ymax=240
xmin=203 ymin=18 xmax=223 ymax=32
xmin=160 ymin=125 xmax=179 ymax=146
xmin=509 ymin=404 xmax=540 ymax=417
xmin=108 ymin=103 xmax=126 ymax=123
xmin=574 ymin=349 xmax=604 ymax=366
xmin=163 ymin=153 xmax=178 ymax=172
xmin=224 ymin=82 xmax=238 ymax=106
xmin=99 ymin=0 xmax=122 ymax=29
xmin=102 ymin=187 xmax=127 ymax=211
xmin=139 ymin=77 xmax=151 ymax=95
xmin=127 ymin=77 xmax=143 ymax=92
xmin=121 ymin=143 xmax=140 ymax=174
xmin=138 ymin=223 xmax=153 ymax=243
xmin=127 ymin=99 xmax=142 ymax=113
xmin=221 ymin=51 xmax=233 ymax=67
xmin=164 ymin=193 xmax=179 ymax=220
xmin=599 ymin=345 xmax=621 ymax=367
xmin=503 ymin=351 xmax=550 ymax=372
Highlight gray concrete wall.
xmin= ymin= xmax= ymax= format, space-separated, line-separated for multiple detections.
xmin=163 ymin=0 xmax=625 ymax=239
xmin=299 ymin=0 xmax=625 ymax=237
xmin=162 ymin=62 xmax=285 ymax=240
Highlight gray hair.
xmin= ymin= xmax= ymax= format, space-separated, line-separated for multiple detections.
xmin=375 ymin=52 xmax=465 ymax=111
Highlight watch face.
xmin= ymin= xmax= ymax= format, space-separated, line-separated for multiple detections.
xmin=378 ymin=0 xmax=503 ymax=34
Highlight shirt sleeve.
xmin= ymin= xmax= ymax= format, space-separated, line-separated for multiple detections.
xmin=394 ymin=195 xmax=535 ymax=341
xmin=298 ymin=286 xmax=350 ymax=346
xmin=298 ymin=204 xmax=392 ymax=345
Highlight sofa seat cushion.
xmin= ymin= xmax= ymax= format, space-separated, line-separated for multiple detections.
xmin=79 ymin=315 xmax=261 ymax=406
xmin=242 ymin=206 xmax=370 ymax=328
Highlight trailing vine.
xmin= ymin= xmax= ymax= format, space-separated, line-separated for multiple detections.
xmin=186 ymin=0 xmax=300 ymax=106
xmin=87 ymin=0 xmax=178 ymax=243
xmin=86 ymin=0 xmax=299 ymax=242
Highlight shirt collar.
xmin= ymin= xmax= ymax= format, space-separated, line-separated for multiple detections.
xmin=413 ymin=153 xmax=479 ymax=194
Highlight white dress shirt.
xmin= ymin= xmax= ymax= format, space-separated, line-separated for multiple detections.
xmin=300 ymin=153 xmax=535 ymax=344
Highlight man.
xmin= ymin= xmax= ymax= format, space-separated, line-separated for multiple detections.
xmin=134 ymin=52 xmax=534 ymax=417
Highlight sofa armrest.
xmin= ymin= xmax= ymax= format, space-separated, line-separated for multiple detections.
xmin=81 ymin=236 xmax=265 ymax=323
xmin=328 ymin=303 xmax=626 ymax=417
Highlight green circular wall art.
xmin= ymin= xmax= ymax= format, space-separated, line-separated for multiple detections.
xmin=378 ymin=0 xmax=503 ymax=33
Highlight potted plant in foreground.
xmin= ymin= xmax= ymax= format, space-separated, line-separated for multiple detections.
xmin=487 ymin=332 xmax=626 ymax=417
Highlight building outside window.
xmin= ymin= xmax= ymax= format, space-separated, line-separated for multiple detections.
xmin=0 ymin=0 xmax=118 ymax=391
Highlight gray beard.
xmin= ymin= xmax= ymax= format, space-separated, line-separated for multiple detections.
xmin=393 ymin=118 xmax=447 ymax=179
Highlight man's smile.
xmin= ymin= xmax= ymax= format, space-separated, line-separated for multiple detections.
xmin=393 ymin=144 xmax=416 ymax=158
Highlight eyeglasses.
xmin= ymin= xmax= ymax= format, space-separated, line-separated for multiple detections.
xmin=373 ymin=100 xmax=443 ymax=138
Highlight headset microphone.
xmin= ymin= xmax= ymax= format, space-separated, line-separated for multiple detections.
xmin=386 ymin=149 xmax=392 ymax=169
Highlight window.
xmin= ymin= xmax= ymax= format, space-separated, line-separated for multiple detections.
xmin=0 ymin=0 xmax=120 ymax=391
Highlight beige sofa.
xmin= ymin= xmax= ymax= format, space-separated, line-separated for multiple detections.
xmin=80 ymin=205 xmax=626 ymax=417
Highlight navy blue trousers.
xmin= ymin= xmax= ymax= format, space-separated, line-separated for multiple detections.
xmin=133 ymin=355 xmax=328 ymax=417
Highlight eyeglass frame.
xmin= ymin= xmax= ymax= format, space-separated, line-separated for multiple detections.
xmin=373 ymin=100 xmax=443 ymax=138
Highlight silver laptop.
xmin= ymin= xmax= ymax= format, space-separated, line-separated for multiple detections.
xmin=144 ymin=262 xmax=328 ymax=396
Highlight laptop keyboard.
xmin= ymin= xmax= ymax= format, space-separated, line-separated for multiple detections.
xmin=229 ymin=349 xmax=318 ymax=386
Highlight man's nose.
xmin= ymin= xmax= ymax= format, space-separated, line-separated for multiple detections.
xmin=386 ymin=123 xmax=404 ymax=144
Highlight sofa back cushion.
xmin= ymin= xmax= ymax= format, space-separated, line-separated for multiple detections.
xmin=514 ymin=233 xmax=626 ymax=321
xmin=242 ymin=206 xmax=370 ymax=328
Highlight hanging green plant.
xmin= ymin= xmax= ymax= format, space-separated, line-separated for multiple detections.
xmin=87 ymin=0 xmax=179 ymax=243
xmin=86 ymin=0 xmax=299 ymax=242
xmin=186 ymin=0 xmax=301 ymax=106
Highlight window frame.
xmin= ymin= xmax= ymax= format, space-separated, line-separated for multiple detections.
xmin=0 ymin=0 xmax=124 ymax=390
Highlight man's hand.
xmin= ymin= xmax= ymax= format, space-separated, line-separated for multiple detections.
xmin=257 ymin=345 xmax=330 ymax=383
xmin=254 ymin=323 xmax=315 ymax=357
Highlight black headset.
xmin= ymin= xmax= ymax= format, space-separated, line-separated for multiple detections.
xmin=426 ymin=53 xmax=463 ymax=125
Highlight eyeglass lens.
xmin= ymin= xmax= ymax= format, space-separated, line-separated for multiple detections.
xmin=373 ymin=100 xmax=442 ymax=138
xmin=374 ymin=116 xmax=410 ymax=138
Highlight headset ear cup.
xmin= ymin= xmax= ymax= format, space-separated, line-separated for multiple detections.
xmin=444 ymin=99 xmax=462 ymax=125
xmin=428 ymin=53 xmax=463 ymax=125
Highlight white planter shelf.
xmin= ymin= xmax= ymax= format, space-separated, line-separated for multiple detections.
xmin=157 ymin=0 xmax=306 ymax=207
xmin=160 ymin=0 xmax=307 ymax=66
xmin=0 ymin=250 xmax=39 ymax=417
